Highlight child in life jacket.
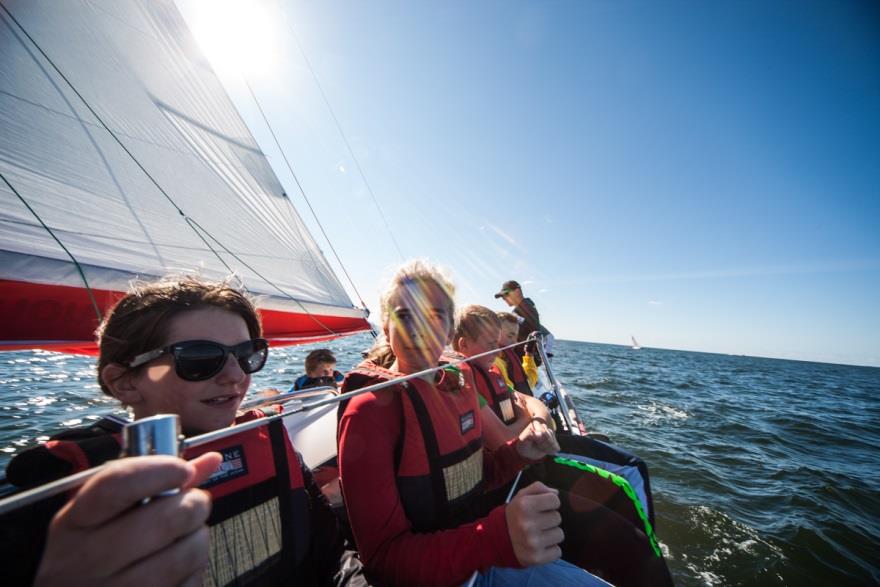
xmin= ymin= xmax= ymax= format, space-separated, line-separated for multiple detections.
xmin=337 ymin=259 xmax=606 ymax=586
xmin=3 ymin=277 xmax=367 ymax=587
xmin=495 ymin=312 xmax=539 ymax=395
xmin=292 ymin=348 xmax=345 ymax=391
xmin=454 ymin=305 xmax=554 ymax=447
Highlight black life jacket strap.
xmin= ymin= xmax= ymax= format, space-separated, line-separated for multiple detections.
xmin=267 ymin=418 xmax=295 ymax=578
xmin=403 ymin=382 xmax=449 ymax=520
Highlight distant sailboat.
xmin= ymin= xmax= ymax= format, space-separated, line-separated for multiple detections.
xmin=631 ymin=336 xmax=642 ymax=350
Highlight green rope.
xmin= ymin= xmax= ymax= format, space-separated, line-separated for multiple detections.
xmin=553 ymin=455 xmax=662 ymax=557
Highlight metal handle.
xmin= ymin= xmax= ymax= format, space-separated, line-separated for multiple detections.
xmin=122 ymin=414 xmax=182 ymax=498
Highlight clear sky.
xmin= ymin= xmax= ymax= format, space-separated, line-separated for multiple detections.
xmin=178 ymin=0 xmax=880 ymax=367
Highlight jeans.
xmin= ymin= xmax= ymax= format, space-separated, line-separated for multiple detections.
xmin=467 ymin=560 xmax=611 ymax=586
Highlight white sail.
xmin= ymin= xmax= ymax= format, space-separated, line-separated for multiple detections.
xmin=0 ymin=0 xmax=368 ymax=348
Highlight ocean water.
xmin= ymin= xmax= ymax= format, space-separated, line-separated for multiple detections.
xmin=1 ymin=336 xmax=878 ymax=585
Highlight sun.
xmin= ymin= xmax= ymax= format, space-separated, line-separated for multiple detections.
xmin=184 ymin=0 xmax=278 ymax=78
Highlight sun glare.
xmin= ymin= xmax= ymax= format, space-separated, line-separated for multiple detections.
xmin=187 ymin=0 xmax=278 ymax=77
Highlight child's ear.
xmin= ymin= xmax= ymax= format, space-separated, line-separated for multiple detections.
xmin=101 ymin=363 xmax=144 ymax=405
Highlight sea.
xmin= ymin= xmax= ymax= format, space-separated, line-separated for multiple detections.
xmin=1 ymin=335 xmax=878 ymax=586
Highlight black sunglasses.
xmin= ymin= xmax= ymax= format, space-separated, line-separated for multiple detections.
xmin=128 ymin=339 xmax=269 ymax=382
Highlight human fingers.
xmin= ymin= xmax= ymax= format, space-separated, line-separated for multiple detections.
xmin=184 ymin=452 xmax=222 ymax=489
xmin=180 ymin=566 xmax=208 ymax=587
xmin=524 ymin=490 xmax=561 ymax=516
xmin=535 ymin=428 xmax=559 ymax=454
xmin=61 ymin=456 xmax=195 ymax=529
xmin=515 ymin=481 xmax=557 ymax=497
xmin=539 ymin=544 xmax=563 ymax=565
xmin=110 ymin=525 xmax=210 ymax=587
xmin=536 ymin=509 xmax=562 ymax=531
xmin=62 ymin=486 xmax=211 ymax=579
xmin=98 ymin=487 xmax=212 ymax=574
xmin=542 ymin=526 xmax=565 ymax=548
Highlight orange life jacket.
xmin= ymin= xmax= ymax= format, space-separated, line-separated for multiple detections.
xmin=469 ymin=363 xmax=519 ymax=425
xmin=34 ymin=410 xmax=309 ymax=586
xmin=342 ymin=361 xmax=486 ymax=532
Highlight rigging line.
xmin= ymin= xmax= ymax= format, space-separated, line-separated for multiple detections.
xmin=242 ymin=78 xmax=369 ymax=311
xmin=278 ymin=3 xmax=406 ymax=262
xmin=1 ymin=2 xmax=347 ymax=337
xmin=185 ymin=217 xmax=342 ymax=338
xmin=0 ymin=171 xmax=103 ymax=323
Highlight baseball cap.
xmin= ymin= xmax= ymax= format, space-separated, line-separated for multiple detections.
xmin=494 ymin=280 xmax=521 ymax=298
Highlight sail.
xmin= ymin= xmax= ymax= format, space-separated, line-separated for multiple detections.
xmin=0 ymin=0 xmax=370 ymax=352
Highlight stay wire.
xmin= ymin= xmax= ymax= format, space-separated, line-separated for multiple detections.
xmin=185 ymin=216 xmax=342 ymax=338
xmin=1 ymin=2 xmax=344 ymax=339
xmin=278 ymin=2 xmax=406 ymax=262
xmin=0 ymin=171 xmax=103 ymax=324
xmin=242 ymin=78 xmax=369 ymax=312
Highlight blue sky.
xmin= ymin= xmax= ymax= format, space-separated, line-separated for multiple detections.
xmin=179 ymin=1 xmax=880 ymax=367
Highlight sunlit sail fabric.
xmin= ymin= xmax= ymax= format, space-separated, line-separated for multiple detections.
xmin=0 ymin=0 xmax=369 ymax=352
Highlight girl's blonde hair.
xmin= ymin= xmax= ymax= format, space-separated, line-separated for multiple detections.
xmin=366 ymin=259 xmax=456 ymax=366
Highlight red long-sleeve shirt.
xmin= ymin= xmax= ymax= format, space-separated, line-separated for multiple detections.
xmin=338 ymin=383 xmax=530 ymax=586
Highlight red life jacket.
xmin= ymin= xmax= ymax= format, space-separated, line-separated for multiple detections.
xmin=501 ymin=347 xmax=533 ymax=396
xmin=17 ymin=410 xmax=309 ymax=586
xmin=342 ymin=361 xmax=486 ymax=532
xmin=469 ymin=363 xmax=519 ymax=426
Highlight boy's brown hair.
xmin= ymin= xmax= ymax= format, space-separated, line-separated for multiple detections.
xmin=453 ymin=304 xmax=501 ymax=351
xmin=305 ymin=348 xmax=337 ymax=374
xmin=96 ymin=276 xmax=262 ymax=396
xmin=496 ymin=311 xmax=519 ymax=326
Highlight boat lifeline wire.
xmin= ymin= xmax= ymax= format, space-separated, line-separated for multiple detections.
xmin=0 ymin=336 xmax=556 ymax=515
xmin=0 ymin=2 xmax=348 ymax=341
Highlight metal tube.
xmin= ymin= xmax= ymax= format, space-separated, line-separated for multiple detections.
xmin=533 ymin=332 xmax=576 ymax=433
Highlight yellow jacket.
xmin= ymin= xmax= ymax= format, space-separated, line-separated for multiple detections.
xmin=493 ymin=353 xmax=539 ymax=390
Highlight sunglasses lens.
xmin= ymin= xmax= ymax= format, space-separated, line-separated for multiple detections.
xmin=175 ymin=342 xmax=226 ymax=381
xmin=237 ymin=339 xmax=268 ymax=374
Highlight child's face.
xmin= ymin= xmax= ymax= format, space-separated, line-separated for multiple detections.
xmin=308 ymin=361 xmax=336 ymax=378
xmin=123 ymin=307 xmax=251 ymax=435
xmin=385 ymin=279 xmax=453 ymax=373
xmin=498 ymin=321 xmax=518 ymax=347
xmin=461 ymin=323 xmax=500 ymax=369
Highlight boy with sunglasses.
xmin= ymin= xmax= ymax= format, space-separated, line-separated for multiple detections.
xmin=3 ymin=277 xmax=367 ymax=586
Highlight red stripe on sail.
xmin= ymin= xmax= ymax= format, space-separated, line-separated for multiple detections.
xmin=0 ymin=280 xmax=370 ymax=354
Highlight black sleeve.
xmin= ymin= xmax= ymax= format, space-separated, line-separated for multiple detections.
xmin=301 ymin=463 xmax=370 ymax=586
xmin=515 ymin=299 xmax=541 ymax=339
xmin=0 ymin=493 xmax=66 ymax=586
xmin=5 ymin=446 xmax=74 ymax=488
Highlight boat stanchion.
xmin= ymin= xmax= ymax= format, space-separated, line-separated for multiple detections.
xmin=531 ymin=331 xmax=579 ymax=434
